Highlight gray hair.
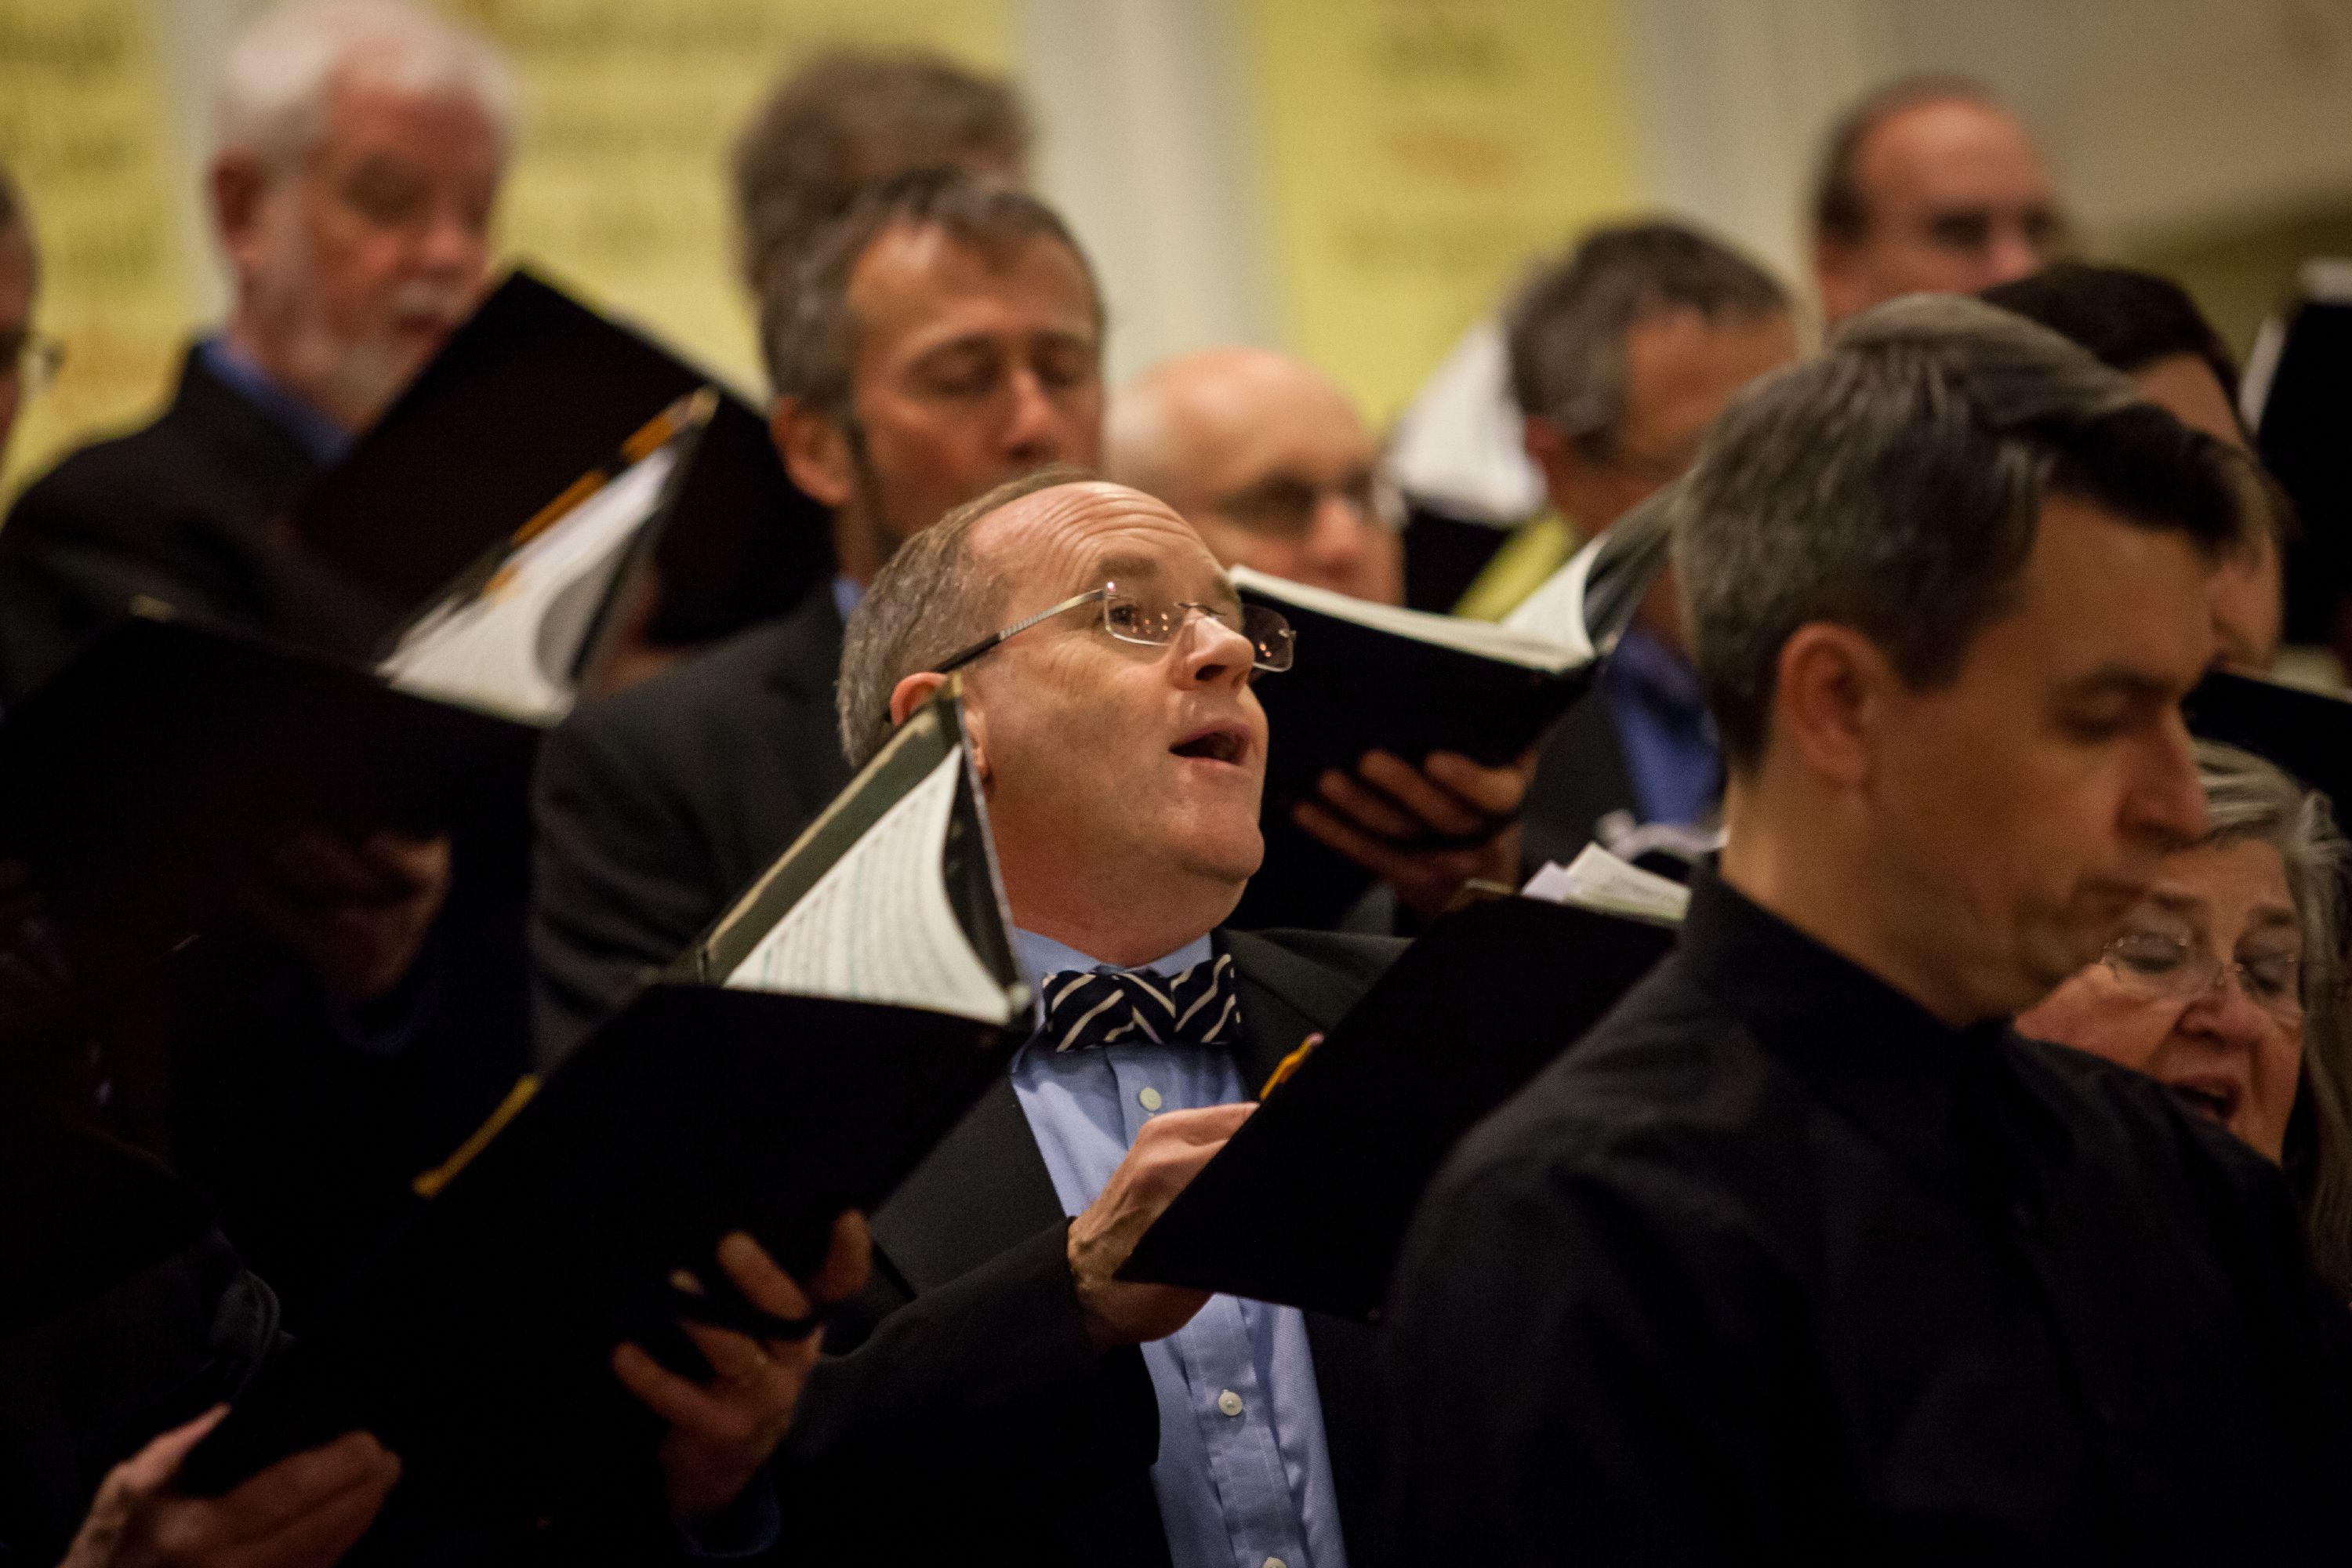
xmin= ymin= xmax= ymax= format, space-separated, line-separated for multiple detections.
xmin=217 ymin=0 xmax=517 ymax=178
xmin=761 ymin=165 xmax=1098 ymax=408
xmin=836 ymin=465 xmax=1090 ymax=767
xmin=731 ymin=49 xmax=1030 ymax=304
xmin=2194 ymin=740 xmax=2352 ymax=1294
xmin=1504 ymin=220 xmax=1788 ymax=447
xmin=1677 ymin=292 xmax=2256 ymax=771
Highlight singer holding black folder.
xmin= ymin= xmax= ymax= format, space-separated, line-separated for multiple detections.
xmin=766 ymin=471 xmax=1403 ymax=1567
xmin=1384 ymin=296 xmax=2352 ymax=1562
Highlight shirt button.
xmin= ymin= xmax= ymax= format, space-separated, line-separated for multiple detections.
xmin=1138 ymin=1087 xmax=1163 ymax=1112
xmin=1264 ymin=1558 xmax=1287 ymax=1568
xmin=1218 ymin=1388 xmax=1244 ymax=1417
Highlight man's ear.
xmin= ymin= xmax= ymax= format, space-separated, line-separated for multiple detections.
xmin=1772 ymin=622 xmax=1888 ymax=791
xmin=772 ymin=396 xmax=855 ymax=510
xmin=1521 ymin=416 xmax=1577 ymax=514
xmin=210 ymin=153 xmax=271 ymax=272
xmin=893 ymin=673 xmax=993 ymax=785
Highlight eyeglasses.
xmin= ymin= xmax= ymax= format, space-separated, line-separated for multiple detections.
xmin=0 ymin=327 xmax=64 ymax=397
xmin=2100 ymin=928 xmax=2305 ymax=1023
xmin=933 ymin=583 xmax=1295 ymax=677
xmin=1208 ymin=469 xmax=1403 ymax=542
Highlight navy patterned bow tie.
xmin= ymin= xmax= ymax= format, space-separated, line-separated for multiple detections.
xmin=1039 ymin=952 xmax=1242 ymax=1052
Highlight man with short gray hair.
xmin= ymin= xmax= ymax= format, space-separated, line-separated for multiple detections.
xmin=531 ymin=168 xmax=1105 ymax=1060
xmin=1497 ymin=220 xmax=1795 ymax=862
xmin=1386 ymin=295 xmax=2352 ymax=1561
xmin=0 ymin=0 xmax=511 ymax=697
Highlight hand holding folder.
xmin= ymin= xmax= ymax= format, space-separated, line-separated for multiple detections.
xmin=176 ymin=688 xmax=1030 ymax=1542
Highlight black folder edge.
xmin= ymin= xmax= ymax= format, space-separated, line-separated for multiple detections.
xmin=2183 ymin=666 xmax=2352 ymax=821
xmin=177 ymin=688 xmax=1030 ymax=1504
xmin=1119 ymin=896 xmax=1676 ymax=1322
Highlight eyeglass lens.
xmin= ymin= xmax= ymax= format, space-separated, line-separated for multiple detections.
xmin=2105 ymin=930 xmax=2303 ymax=1020
xmin=1102 ymin=595 xmax=1294 ymax=672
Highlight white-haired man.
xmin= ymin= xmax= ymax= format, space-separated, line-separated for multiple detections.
xmin=0 ymin=0 xmax=510 ymax=700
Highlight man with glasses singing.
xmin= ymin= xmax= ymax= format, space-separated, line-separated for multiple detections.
xmin=1109 ymin=345 xmax=1534 ymax=924
xmin=775 ymin=469 xmax=1402 ymax=1567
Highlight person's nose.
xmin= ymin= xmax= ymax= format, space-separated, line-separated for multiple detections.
xmin=1176 ymin=609 xmax=1257 ymax=691
xmin=2179 ymin=965 xmax=2275 ymax=1055
xmin=1984 ymin=222 xmax=2045 ymax=287
xmin=1304 ymin=494 xmax=1371 ymax=581
xmin=2124 ymin=713 xmax=2209 ymax=852
xmin=1000 ymin=364 xmax=1069 ymax=465
xmin=414 ymin=199 xmax=488 ymax=283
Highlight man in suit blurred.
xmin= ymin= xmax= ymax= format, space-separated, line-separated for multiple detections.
xmin=775 ymin=470 xmax=1401 ymax=1566
xmin=1498 ymin=223 xmax=1795 ymax=865
xmin=0 ymin=0 xmax=512 ymax=700
xmin=528 ymin=169 xmax=1105 ymax=1062
xmin=1109 ymin=345 xmax=1531 ymax=926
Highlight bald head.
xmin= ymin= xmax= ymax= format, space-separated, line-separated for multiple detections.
xmin=1813 ymin=85 xmax=2061 ymax=324
xmin=846 ymin=474 xmax=1271 ymax=959
xmin=1109 ymin=347 xmax=1403 ymax=605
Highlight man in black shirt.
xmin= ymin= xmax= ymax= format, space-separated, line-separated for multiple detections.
xmin=1385 ymin=294 xmax=2352 ymax=1562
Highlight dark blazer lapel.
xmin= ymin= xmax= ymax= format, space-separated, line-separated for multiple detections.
xmin=1221 ymin=927 xmax=1393 ymax=1093
xmin=870 ymin=1075 xmax=1066 ymax=1296
xmin=763 ymin=584 xmax=854 ymax=798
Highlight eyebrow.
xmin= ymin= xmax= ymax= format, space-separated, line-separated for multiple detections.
xmin=1086 ymin=553 xmax=1242 ymax=612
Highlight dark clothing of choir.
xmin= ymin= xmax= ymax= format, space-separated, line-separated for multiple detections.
xmin=528 ymin=581 xmax=852 ymax=1062
xmin=0 ymin=347 xmax=376 ymax=704
xmin=1385 ymin=870 xmax=2352 ymax=1564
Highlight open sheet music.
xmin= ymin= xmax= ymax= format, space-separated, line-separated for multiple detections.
xmin=693 ymin=683 xmax=1028 ymax=1027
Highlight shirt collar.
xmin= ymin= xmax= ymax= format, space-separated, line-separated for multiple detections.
xmin=1012 ymin=927 xmax=1218 ymax=994
xmin=1608 ymin=621 xmax=1707 ymax=715
xmin=1676 ymin=866 xmax=2038 ymax=1189
xmin=830 ymin=572 xmax=865 ymax=627
xmin=196 ymin=336 xmax=353 ymax=465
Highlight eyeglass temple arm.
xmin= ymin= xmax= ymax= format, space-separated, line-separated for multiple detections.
xmin=932 ymin=587 xmax=1110 ymax=676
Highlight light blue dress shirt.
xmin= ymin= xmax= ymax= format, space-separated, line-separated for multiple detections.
xmin=1601 ymin=620 xmax=1719 ymax=827
xmin=1010 ymin=929 xmax=1347 ymax=1568
xmin=195 ymin=336 xmax=354 ymax=464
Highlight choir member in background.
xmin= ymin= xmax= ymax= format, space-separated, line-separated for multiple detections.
xmin=1385 ymin=296 xmax=2352 ymax=1563
xmin=2019 ymin=741 xmax=2352 ymax=1296
xmin=1109 ymin=345 xmax=1530 ymax=924
xmin=1811 ymin=74 xmax=2065 ymax=325
xmin=1488 ymin=223 xmax=1795 ymax=863
xmin=1984 ymin=260 xmax=2285 ymax=672
xmin=0 ymin=0 xmax=512 ymax=695
xmin=528 ymin=169 xmax=1104 ymax=1065
xmin=731 ymin=49 xmax=1032 ymax=318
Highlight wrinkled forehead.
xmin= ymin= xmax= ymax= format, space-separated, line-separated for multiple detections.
xmin=978 ymin=482 xmax=1237 ymax=616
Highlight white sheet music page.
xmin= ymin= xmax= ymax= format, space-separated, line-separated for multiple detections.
xmin=723 ymin=748 xmax=1013 ymax=1023
xmin=379 ymin=444 xmax=679 ymax=721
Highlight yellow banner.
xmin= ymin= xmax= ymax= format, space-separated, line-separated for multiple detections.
xmin=449 ymin=0 xmax=1014 ymax=394
xmin=0 ymin=0 xmax=195 ymax=496
xmin=1237 ymin=0 xmax=1643 ymax=423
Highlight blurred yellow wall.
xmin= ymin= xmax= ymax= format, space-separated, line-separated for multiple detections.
xmin=1236 ymin=0 xmax=1642 ymax=424
xmin=452 ymin=0 xmax=1013 ymax=394
xmin=0 ymin=0 xmax=198 ymax=496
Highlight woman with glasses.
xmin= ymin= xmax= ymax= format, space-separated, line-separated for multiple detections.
xmin=2019 ymin=740 xmax=2352 ymax=1294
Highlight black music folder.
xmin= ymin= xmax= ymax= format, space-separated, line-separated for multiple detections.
xmin=2247 ymin=265 xmax=2352 ymax=644
xmin=178 ymin=690 xmax=1033 ymax=1525
xmin=2185 ymin=666 xmax=2352 ymax=813
xmin=1121 ymin=895 xmax=1675 ymax=1321
xmin=1230 ymin=567 xmax=1595 ymax=928
xmin=0 ymin=608 xmax=537 ymax=973
xmin=290 ymin=267 xmax=826 ymax=650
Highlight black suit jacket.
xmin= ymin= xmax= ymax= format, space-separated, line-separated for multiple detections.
xmin=0 ymin=346 xmax=376 ymax=702
xmin=1519 ymin=684 xmax=1637 ymax=870
xmin=528 ymin=583 xmax=851 ymax=1063
xmin=778 ymin=927 xmax=1406 ymax=1567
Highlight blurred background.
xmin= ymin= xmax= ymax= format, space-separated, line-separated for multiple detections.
xmin=9 ymin=0 xmax=2352 ymax=497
